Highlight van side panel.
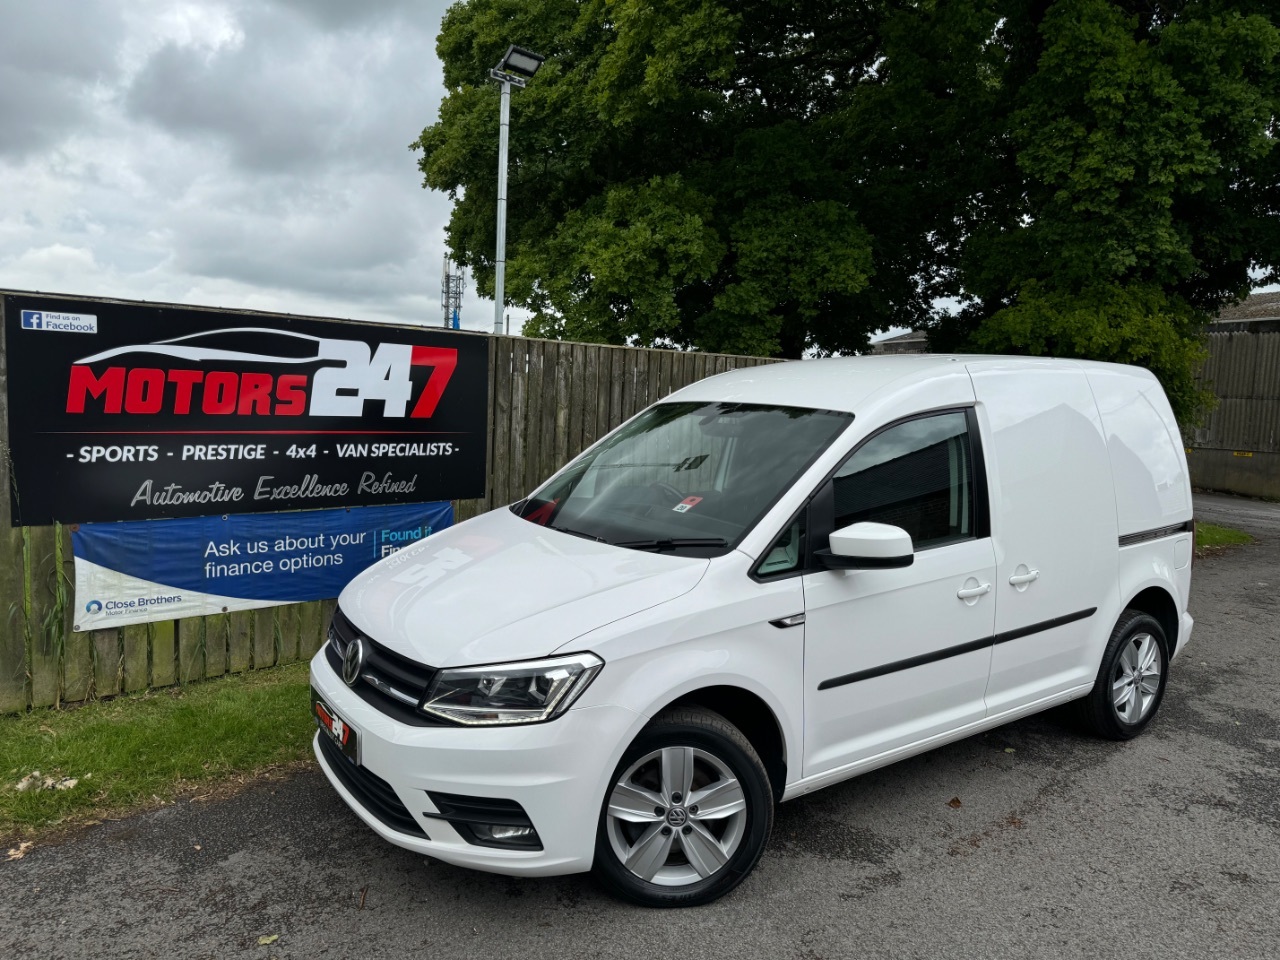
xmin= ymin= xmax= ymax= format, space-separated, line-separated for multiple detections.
xmin=1084 ymin=366 xmax=1192 ymax=537
xmin=967 ymin=362 xmax=1121 ymax=715
xmin=1084 ymin=365 xmax=1193 ymax=651
xmin=1116 ymin=537 xmax=1192 ymax=655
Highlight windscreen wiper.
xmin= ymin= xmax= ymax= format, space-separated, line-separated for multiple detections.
xmin=611 ymin=537 xmax=729 ymax=552
xmin=547 ymin=524 xmax=610 ymax=543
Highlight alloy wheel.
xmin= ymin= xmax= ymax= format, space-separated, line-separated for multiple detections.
xmin=605 ymin=746 xmax=747 ymax=887
xmin=1111 ymin=632 xmax=1162 ymax=724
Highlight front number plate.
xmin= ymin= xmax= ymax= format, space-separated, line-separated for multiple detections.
xmin=312 ymin=688 xmax=359 ymax=766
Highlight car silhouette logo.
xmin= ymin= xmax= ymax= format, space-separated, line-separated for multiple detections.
xmin=74 ymin=327 xmax=326 ymax=367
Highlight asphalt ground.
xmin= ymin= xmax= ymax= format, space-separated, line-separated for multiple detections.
xmin=4 ymin=493 xmax=1278 ymax=959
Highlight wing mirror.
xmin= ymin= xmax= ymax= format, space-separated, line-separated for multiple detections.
xmin=815 ymin=521 xmax=914 ymax=570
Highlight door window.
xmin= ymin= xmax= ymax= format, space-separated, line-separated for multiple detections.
xmin=831 ymin=411 xmax=976 ymax=550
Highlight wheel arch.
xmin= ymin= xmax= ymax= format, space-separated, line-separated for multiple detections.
xmin=1122 ymin=585 xmax=1180 ymax=656
xmin=657 ymin=685 xmax=788 ymax=803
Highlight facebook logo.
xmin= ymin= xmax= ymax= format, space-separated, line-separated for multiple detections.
xmin=16 ymin=309 xmax=96 ymax=333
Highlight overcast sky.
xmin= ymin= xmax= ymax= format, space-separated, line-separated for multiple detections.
xmin=0 ymin=0 xmax=490 ymax=329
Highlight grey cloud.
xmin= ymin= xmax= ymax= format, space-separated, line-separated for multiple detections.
xmin=125 ymin=40 xmax=336 ymax=171
xmin=268 ymin=0 xmax=421 ymax=29
xmin=170 ymin=171 xmax=448 ymax=300
xmin=0 ymin=77 xmax=91 ymax=157
xmin=0 ymin=0 xmax=125 ymax=156
xmin=0 ymin=0 xmax=465 ymax=328
xmin=0 ymin=0 xmax=123 ymax=81
xmin=125 ymin=3 xmax=449 ymax=173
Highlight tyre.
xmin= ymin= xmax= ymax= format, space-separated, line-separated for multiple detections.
xmin=593 ymin=707 xmax=774 ymax=907
xmin=1077 ymin=610 xmax=1169 ymax=740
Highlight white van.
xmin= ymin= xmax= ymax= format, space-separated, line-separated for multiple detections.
xmin=310 ymin=355 xmax=1194 ymax=907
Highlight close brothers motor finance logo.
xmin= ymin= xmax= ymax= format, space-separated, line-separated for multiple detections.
xmin=85 ymin=596 xmax=183 ymax=616
xmin=62 ymin=327 xmax=458 ymax=419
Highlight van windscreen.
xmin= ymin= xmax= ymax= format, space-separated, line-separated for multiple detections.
xmin=512 ymin=402 xmax=853 ymax=554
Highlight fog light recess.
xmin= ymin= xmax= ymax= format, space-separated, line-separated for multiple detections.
xmin=424 ymin=791 xmax=544 ymax=850
xmin=468 ymin=823 xmax=542 ymax=848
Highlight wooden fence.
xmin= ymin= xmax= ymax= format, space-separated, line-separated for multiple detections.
xmin=1186 ymin=331 xmax=1280 ymax=499
xmin=0 ymin=331 xmax=774 ymax=713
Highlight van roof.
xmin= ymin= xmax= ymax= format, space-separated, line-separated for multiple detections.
xmin=666 ymin=354 xmax=1147 ymax=414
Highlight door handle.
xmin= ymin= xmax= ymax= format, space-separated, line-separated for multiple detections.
xmin=1009 ymin=569 xmax=1040 ymax=586
xmin=956 ymin=583 xmax=991 ymax=600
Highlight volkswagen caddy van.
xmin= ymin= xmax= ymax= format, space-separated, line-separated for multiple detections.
xmin=310 ymin=355 xmax=1194 ymax=907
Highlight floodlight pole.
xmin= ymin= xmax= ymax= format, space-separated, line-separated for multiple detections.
xmin=489 ymin=46 xmax=542 ymax=336
xmin=493 ymin=76 xmax=512 ymax=335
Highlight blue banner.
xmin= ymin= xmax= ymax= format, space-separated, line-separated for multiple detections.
xmin=73 ymin=502 xmax=452 ymax=629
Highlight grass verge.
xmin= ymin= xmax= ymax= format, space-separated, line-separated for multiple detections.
xmin=1195 ymin=521 xmax=1253 ymax=555
xmin=0 ymin=661 xmax=315 ymax=844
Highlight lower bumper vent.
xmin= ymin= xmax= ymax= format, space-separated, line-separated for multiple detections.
xmin=317 ymin=732 xmax=428 ymax=838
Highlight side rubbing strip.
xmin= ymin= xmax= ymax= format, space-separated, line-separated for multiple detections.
xmin=991 ymin=607 xmax=1096 ymax=645
xmin=1118 ymin=520 xmax=1194 ymax=548
xmin=818 ymin=607 xmax=1098 ymax=691
xmin=817 ymin=637 xmax=992 ymax=691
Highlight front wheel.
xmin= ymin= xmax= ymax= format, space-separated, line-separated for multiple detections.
xmin=1077 ymin=610 xmax=1170 ymax=740
xmin=593 ymin=707 xmax=773 ymax=907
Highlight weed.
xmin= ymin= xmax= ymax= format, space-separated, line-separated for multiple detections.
xmin=1196 ymin=522 xmax=1253 ymax=555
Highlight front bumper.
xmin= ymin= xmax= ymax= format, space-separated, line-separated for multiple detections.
xmin=309 ymin=649 xmax=642 ymax=877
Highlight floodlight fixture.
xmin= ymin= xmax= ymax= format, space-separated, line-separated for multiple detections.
xmin=499 ymin=45 xmax=544 ymax=79
xmin=489 ymin=45 xmax=545 ymax=334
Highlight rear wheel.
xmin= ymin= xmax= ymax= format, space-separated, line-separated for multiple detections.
xmin=593 ymin=707 xmax=773 ymax=907
xmin=1077 ymin=610 xmax=1169 ymax=740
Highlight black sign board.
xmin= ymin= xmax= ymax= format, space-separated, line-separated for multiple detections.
xmin=3 ymin=293 xmax=489 ymax=526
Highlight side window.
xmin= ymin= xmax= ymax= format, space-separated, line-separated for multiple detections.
xmin=831 ymin=411 xmax=976 ymax=550
xmin=757 ymin=511 xmax=806 ymax=577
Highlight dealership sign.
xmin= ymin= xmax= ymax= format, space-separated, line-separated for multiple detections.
xmin=3 ymin=293 xmax=489 ymax=525
xmin=72 ymin=501 xmax=453 ymax=630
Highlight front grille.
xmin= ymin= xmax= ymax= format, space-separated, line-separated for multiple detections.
xmin=317 ymin=730 xmax=428 ymax=838
xmin=326 ymin=607 xmax=444 ymax=726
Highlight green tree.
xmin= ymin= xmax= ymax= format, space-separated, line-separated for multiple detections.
xmin=935 ymin=0 xmax=1280 ymax=419
xmin=415 ymin=0 xmax=898 ymax=357
xmin=415 ymin=1 xmax=1280 ymax=419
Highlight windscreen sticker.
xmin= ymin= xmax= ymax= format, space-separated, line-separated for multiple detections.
xmin=672 ymin=496 xmax=703 ymax=513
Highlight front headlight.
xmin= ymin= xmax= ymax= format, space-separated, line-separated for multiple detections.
xmin=420 ymin=652 xmax=604 ymax=726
